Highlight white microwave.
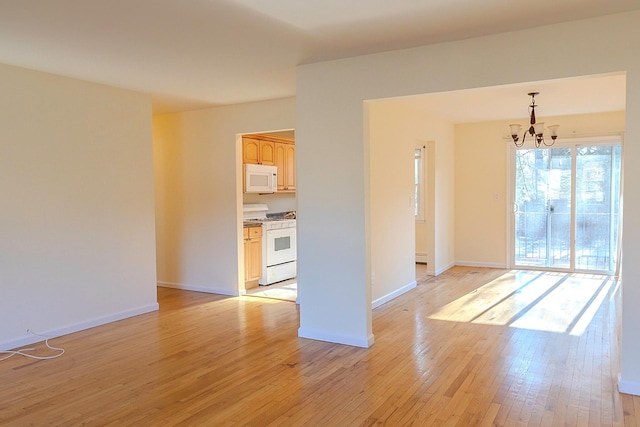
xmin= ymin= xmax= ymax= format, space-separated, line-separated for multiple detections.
xmin=244 ymin=164 xmax=277 ymax=193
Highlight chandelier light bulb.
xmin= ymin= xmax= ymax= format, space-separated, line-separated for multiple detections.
xmin=510 ymin=124 xmax=522 ymax=140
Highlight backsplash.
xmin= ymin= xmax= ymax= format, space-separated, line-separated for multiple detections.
xmin=243 ymin=191 xmax=296 ymax=214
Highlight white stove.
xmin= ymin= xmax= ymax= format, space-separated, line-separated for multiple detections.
xmin=243 ymin=204 xmax=297 ymax=285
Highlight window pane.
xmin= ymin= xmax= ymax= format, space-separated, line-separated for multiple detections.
xmin=575 ymin=145 xmax=621 ymax=271
xmin=514 ymin=148 xmax=571 ymax=268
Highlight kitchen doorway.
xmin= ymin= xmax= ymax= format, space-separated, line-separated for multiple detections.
xmin=239 ymin=129 xmax=298 ymax=302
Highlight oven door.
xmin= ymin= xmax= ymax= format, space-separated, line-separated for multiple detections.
xmin=265 ymin=227 xmax=297 ymax=266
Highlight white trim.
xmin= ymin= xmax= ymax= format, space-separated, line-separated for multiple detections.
xmin=298 ymin=328 xmax=374 ymax=348
xmin=435 ymin=262 xmax=455 ymax=276
xmin=506 ymin=142 xmax=515 ymax=268
xmin=414 ymin=145 xmax=426 ymax=221
xmin=415 ymin=252 xmax=428 ymax=263
xmin=372 ymin=281 xmax=417 ymax=309
xmin=157 ymin=281 xmax=238 ymax=296
xmin=618 ymin=373 xmax=640 ymax=396
xmin=455 ymin=260 xmax=508 ymax=269
xmin=0 ymin=303 xmax=159 ymax=352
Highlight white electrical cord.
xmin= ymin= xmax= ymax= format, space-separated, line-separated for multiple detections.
xmin=0 ymin=329 xmax=65 ymax=361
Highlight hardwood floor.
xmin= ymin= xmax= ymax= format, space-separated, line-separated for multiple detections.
xmin=2 ymin=266 xmax=639 ymax=426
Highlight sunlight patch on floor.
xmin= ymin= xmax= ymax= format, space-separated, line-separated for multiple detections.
xmin=429 ymin=271 xmax=615 ymax=335
xmin=244 ymin=282 xmax=297 ymax=302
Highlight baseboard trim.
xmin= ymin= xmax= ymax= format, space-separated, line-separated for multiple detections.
xmin=415 ymin=253 xmax=428 ymax=264
xmin=435 ymin=262 xmax=455 ymax=276
xmin=0 ymin=303 xmax=159 ymax=351
xmin=618 ymin=374 xmax=640 ymax=396
xmin=298 ymin=328 xmax=374 ymax=348
xmin=372 ymin=281 xmax=417 ymax=309
xmin=157 ymin=281 xmax=237 ymax=296
xmin=455 ymin=260 xmax=508 ymax=269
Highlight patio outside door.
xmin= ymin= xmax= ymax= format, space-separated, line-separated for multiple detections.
xmin=512 ymin=143 xmax=621 ymax=274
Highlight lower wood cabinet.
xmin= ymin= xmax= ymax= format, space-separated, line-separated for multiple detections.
xmin=243 ymin=226 xmax=262 ymax=288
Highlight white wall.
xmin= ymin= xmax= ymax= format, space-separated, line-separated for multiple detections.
xmin=431 ymin=120 xmax=456 ymax=275
xmin=153 ymin=98 xmax=296 ymax=295
xmin=455 ymin=111 xmax=626 ymax=268
xmin=366 ymin=101 xmax=417 ymax=307
xmin=0 ymin=63 xmax=157 ymax=350
xmin=621 ymin=62 xmax=640 ymax=395
xmin=243 ymin=192 xmax=297 ymax=214
xmin=296 ymin=10 xmax=640 ymax=395
xmin=368 ymin=98 xmax=456 ymax=284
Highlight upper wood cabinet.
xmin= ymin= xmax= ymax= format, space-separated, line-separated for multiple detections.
xmin=275 ymin=142 xmax=296 ymax=192
xmin=243 ymin=134 xmax=296 ymax=192
xmin=242 ymin=137 xmax=275 ymax=165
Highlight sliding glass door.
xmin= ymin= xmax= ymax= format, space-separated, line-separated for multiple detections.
xmin=512 ymin=141 xmax=621 ymax=274
xmin=575 ymin=145 xmax=621 ymax=271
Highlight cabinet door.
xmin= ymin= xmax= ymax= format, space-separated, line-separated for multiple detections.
xmin=284 ymin=144 xmax=296 ymax=191
xmin=243 ymin=138 xmax=260 ymax=164
xmin=243 ymin=239 xmax=250 ymax=280
xmin=248 ymin=237 xmax=262 ymax=282
xmin=244 ymin=227 xmax=262 ymax=287
xmin=274 ymin=143 xmax=286 ymax=190
xmin=259 ymin=141 xmax=275 ymax=165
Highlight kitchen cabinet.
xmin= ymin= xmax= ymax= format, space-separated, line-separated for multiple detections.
xmin=243 ymin=133 xmax=295 ymax=192
xmin=274 ymin=142 xmax=296 ymax=192
xmin=243 ymin=137 xmax=275 ymax=165
xmin=243 ymin=225 xmax=262 ymax=288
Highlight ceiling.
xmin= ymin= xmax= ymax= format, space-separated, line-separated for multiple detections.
xmin=0 ymin=0 xmax=636 ymax=118
xmin=382 ymin=73 xmax=627 ymax=123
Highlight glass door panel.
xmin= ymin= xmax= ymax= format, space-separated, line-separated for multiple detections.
xmin=575 ymin=145 xmax=621 ymax=272
xmin=514 ymin=148 xmax=572 ymax=268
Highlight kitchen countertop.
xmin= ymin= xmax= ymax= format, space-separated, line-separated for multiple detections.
xmin=243 ymin=221 xmax=262 ymax=228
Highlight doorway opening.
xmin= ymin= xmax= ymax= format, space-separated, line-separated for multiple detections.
xmin=238 ymin=129 xmax=298 ymax=302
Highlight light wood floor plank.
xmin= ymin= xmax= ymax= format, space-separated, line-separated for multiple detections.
xmin=1 ymin=266 xmax=639 ymax=425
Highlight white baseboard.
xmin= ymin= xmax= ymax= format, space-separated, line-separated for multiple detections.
xmin=618 ymin=373 xmax=640 ymax=396
xmin=298 ymin=327 xmax=374 ymax=348
xmin=0 ymin=303 xmax=159 ymax=352
xmin=415 ymin=253 xmax=428 ymax=264
xmin=435 ymin=262 xmax=455 ymax=276
xmin=372 ymin=281 xmax=417 ymax=309
xmin=455 ymin=260 xmax=508 ymax=269
xmin=157 ymin=281 xmax=238 ymax=296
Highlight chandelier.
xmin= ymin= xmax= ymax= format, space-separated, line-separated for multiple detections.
xmin=509 ymin=92 xmax=559 ymax=148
